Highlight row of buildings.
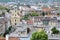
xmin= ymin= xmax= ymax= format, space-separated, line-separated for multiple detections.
xmin=0 ymin=2 xmax=60 ymax=40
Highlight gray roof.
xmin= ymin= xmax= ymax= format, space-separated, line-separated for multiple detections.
xmin=34 ymin=16 xmax=51 ymax=21
xmin=0 ymin=17 xmax=7 ymax=24
xmin=43 ymin=17 xmax=51 ymax=21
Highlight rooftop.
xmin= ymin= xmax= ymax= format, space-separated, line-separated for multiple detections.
xmin=9 ymin=37 xmax=19 ymax=40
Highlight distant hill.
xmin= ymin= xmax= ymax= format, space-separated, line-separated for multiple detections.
xmin=0 ymin=0 xmax=60 ymax=3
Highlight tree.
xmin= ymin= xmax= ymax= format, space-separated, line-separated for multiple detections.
xmin=31 ymin=12 xmax=39 ymax=16
xmin=57 ymin=13 xmax=60 ymax=16
xmin=45 ymin=12 xmax=48 ymax=15
xmin=42 ymin=12 xmax=45 ymax=16
xmin=8 ymin=26 xmax=12 ymax=31
xmin=22 ymin=12 xmax=39 ymax=20
xmin=22 ymin=15 xmax=29 ymax=20
xmin=26 ymin=5 xmax=30 ymax=8
xmin=0 ymin=6 xmax=6 ymax=10
xmin=3 ymin=26 xmax=12 ymax=37
xmin=5 ymin=8 xmax=10 ymax=12
xmin=51 ymin=27 xmax=59 ymax=34
xmin=31 ymin=30 xmax=48 ymax=40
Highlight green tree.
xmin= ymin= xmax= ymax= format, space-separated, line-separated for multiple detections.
xmin=22 ymin=12 xmax=39 ymax=20
xmin=31 ymin=30 xmax=48 ymax=40
xmin=51 ymin=27 xmax=59 ymax=34
xmin=42 ymin=12 xmax=45 ymax=16
xmin=0 ymin=6 xmax=6 ymax=10
xmin=57 ymin=13 xmax=60 ymax=16
xmin=31 ymin=12 xmax=39 ymax=16
xmin=8 ymin=26 xmax=12 ymax=31
xmin=45 ymin=12 xmax=48 ymax=15
xmin=22 ymin=15 xmax=29 ymax=20
xmin=0 ymin=6 xmax=10 ymax=12
xmin=3 ymin=26 xmax=12 ymax=37
xmin=5 ymin=8 xmax=10 ymax=12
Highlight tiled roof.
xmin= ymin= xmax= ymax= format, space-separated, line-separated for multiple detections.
xmin=43 ymin=17 xmax=51 ymax=21
xmin=42 ymin=8 xmax=52 ymax=12
xmin=34 ymin=16 xmax=44 ymax=20
xmin=34 ymin=16 xmax=51 ymax=20
xmin=27 ymin=20 xmax=33 ymax=24
xmin=0 ymin=37 xmax=19 ymax=40
xmin=9 ymin=37 xmax=19 ymax=40
xmin=0 ymin=17 xmax=7 ymax=23
xmin=0 ymin=37 xmax=5 ymax=40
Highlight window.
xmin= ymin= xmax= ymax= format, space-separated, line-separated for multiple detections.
xmin=15 ymin=23 xmax=16 ymax=25
xmin=43 ymin=20 xmax=49 ymax=25
xmin=15 ymin=14 xmax=16 ymax=16
xmin=15 ymin=20 xmax=16 ymax=22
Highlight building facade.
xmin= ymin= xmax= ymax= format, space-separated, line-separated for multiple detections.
xmin=10 ymin=10 xmax=21 ymax=26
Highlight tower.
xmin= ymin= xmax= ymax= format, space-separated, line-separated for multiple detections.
xmin=10 ymin=9 xmax=21 ymax=26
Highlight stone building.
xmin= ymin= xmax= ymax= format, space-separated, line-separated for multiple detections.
xmin=0 ymin=17 xmax=7 ymax=34
xmin=10 ymin=9 xmax=21 ymax=26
